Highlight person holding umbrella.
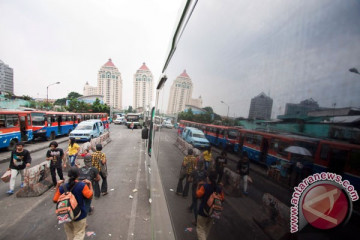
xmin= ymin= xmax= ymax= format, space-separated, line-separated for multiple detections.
xmin=285 ymin=146 xmax=312 ymax=187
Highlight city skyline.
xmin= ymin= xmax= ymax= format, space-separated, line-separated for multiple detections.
xmin=0 ymin=0 xmax=184 ymax=107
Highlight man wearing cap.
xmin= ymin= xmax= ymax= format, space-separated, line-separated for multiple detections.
xmin=7 ymin=142 xmax=32 ymax=195
xmin=79 ymin=155 xmax=100 ymax=214
xmin=46 ymin=141 xmax=65 ymax=189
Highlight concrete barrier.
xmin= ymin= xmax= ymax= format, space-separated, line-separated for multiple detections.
xmin=222 ymin=167 xmax=242 ymax=197
xmin=16 ymin=132 xmax=111 ymax=197
xmin=253 ymin=193 xmax=289 ymax=239
xmin=175 ymin=136 xmax=201 ymax=157
xmin=16 ymin=161 xmax=52 ymax=198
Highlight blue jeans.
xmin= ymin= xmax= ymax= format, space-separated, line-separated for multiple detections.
xmin=69 ymin=155 xmax=76 ymax=167
xmin=84 ymin=198 xmax=92 ymax=214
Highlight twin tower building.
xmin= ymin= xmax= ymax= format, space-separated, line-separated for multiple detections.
xmin=83 ymin=59 xmax=202 ymax=114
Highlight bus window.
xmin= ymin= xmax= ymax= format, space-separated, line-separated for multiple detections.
xmin=6 ymin=115 xmax=19 ymax=128
xmin=271 ymin=139 xmax=289 ymax=157
xmin=0 ymin=114 xmax=5 ymax=128
xmin=228 ymin=130 xmax=238 ymax=140
xmin=27 ymin=114 xmax=31 ymax=126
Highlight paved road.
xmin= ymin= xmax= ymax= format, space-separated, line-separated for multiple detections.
xmin=0 ymin=125 xmax=150 ymax=239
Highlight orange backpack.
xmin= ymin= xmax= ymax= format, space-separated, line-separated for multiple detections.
xmin=204 ymin=191 xmax=223 ymax=219
xmin=55 ymin=183 xmax=81 ymax=224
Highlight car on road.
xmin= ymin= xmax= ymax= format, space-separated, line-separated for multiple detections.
xmin=181 ymin=127 xmax=210 ymax=149
xmin=162 ymin=121 xmax=173 ymax=129
xmin=113 ymin=116 xmax=125 ymax=125
xmin=69 ymin=119 xmax=104 ymax=142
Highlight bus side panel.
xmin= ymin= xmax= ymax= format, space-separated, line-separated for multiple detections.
xmin=242 ymin=145 xmax=260 ymax=162
xmin=0 ymin=131 xmax=21 ymax=148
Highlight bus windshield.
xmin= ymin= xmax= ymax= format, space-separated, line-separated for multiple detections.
xmin=31 ymin=113 xmax=45 ymax=126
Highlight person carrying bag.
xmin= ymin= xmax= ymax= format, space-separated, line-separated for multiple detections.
xmin=91 ymin=144 xmax=108 ymax=196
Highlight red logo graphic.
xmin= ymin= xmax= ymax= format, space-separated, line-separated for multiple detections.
xmin=302 ymin=183 xmax=349 ymax=230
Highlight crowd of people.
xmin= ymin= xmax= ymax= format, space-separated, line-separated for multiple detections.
xmin=175 ymin=146 xmax=250 ymax=240
xmin=6 ymin=138 xmax=108 ymax=239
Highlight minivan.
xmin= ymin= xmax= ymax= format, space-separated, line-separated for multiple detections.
xmin=69 ymin=119 xmax=104 ymax=142
xmin=181 ymin=127 xmax=210 ymax=149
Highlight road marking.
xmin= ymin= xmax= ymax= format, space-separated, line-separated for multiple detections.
xmin=127 ymin=140 xmax=143 ymax=240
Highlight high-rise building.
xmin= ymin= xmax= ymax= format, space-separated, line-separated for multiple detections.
xmin=133 ymin=63 xmax=153 ymax=110
xmin=285 ymin=98 xmax=320 ymax=116
xmin=248 ymin=92 xmax=273 ymax=120
xmin=83 ymin=81 xmax=98 ymax=96
xmin=97 ymin=59 xmax=122 ymax=109
xmin=167 ymin=70 xmax=194 ymax=115
xmin=0 ymin=60 xmax=14 ymax=94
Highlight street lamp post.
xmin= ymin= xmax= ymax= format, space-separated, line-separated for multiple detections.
xmin=47 ymin=82 xmax=60 ymax=103
xmin=220 ymin=100 xmax=229 ymax=119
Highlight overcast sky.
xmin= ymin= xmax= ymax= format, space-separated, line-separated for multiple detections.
xmin=160 ymin=0 xmax=360 ymax=118
xmin=0 ymin=0 xmax=183 ymax=107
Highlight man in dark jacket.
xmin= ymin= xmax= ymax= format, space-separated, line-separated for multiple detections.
xmin=7 ymin=142 xmax=32 ymax=195
xmin=46 ymin=141 xmax=65 ymax=189
xmin=79 ymin=155 xmax=100 ymax=214
xmin=237 ymin=152 xmax=250 ymax=195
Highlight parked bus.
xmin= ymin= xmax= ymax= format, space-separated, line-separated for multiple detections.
xmin=126 ymin=113 xmax=141 ymax=129
xmin=0 ymin=110 xmax=33 ymax=150
xmin=31 ymin=111 xmax=108 ymax=140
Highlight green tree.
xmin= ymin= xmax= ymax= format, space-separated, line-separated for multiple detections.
xmin=67 ymin=92 xmax=82 ymax=99
xmin=54 ymin=98 xmax=67 ymax=105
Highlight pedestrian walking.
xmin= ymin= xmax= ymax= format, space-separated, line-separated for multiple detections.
xmin=91 ymin=144 xmax=108 ymax=196
xmin=79 ymin=155 xmax=100 ymax=215
xmin=66 ymin=138 xmax=80 ymax=167
xmin=215 ymin=151 xmax=227 ymax=184
xmin=53 ymin=167 xmax=93 ymax=240
xmin=202 ymin=146 xmax=212 ymax=171
xmin=46 ymin=141 xmax=65 ymax=189
xmin=130 ymin=122 xmax=134 ymax=131
xmin=237 ymin=152 xmax=250 ymax=195
xmin=196 ymin=171 xmax=224 ymax=240
xmin=189 ymin=159 xmax=207 ymax=225
xmin=7 ymin=142 xmax=32 ymax=195
xmin=176 ymin=148 xmax=196 ymax=197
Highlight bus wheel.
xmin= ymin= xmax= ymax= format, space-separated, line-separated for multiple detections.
xmin=7 ymin=139 xmax=17 ymax=151
xmin=50 ymin=132 xmax=56 ymax=140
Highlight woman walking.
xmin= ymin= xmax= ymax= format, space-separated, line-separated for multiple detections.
xmin=67 ymin=138 xmax=80 ymax=167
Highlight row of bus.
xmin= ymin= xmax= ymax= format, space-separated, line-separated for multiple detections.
xmin=178 ymin=120 xmax=360 ymax=190
xmin=0 ymin=110 xmax=108 ymax=150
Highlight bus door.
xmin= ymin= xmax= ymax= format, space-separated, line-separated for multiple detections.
xmin=57 ymin=115 xmax=62 ymax=134
xmin=19 ymin=115 xmax=27 ymax=141
xmin=260 ymin=137 xmax=269 ymax=163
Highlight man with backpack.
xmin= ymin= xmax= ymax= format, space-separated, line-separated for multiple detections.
xmin=78 ymin=155 xmax=100 ymax=215
xmin=189 ymin=159 xmax=207 ymax=226
xmin=196 ymin=171 xmax=224 ymax=240
xmin=53 ymin=167 xmax=93 ymax=240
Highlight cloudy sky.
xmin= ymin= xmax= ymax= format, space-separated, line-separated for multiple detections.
xmin=0 ymin=0 xmax=183 ymax=107
xmin=160 ymin=0 xmax=360 ymax=118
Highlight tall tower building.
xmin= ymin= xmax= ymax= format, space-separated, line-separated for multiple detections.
xmin=133 ymin=63 xmax=153 ymax=110
xmin=97 ymin=59 xmax=122 ymax=109
xmin=0 ymin=60 xmax=14 ymax=94
xmin=248 ymin=92 xmax=273 ymax=120
xmin=167 ymin=70 xmax=193 ymax=114
xmin=83 ymin=81 xmax=98 ymax=96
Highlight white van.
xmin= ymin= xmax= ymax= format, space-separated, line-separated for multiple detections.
xmin=69 ymin=119 xmax=104 ymax=142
